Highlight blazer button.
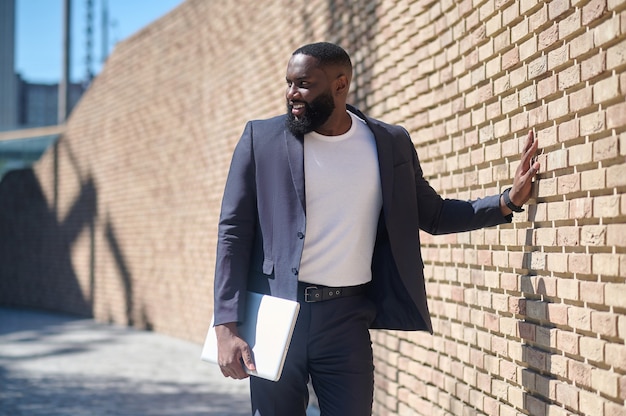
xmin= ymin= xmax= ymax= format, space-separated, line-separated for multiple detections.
xmin=297 ymin=232 xmax=305 ymax=239
xmin=292 ymin=268 xmax=299 ymax=275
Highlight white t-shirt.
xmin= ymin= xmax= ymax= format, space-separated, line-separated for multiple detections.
xmin=298 ymin=111 xmax=383 ymax=287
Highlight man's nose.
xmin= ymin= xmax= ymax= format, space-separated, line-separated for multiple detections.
xmin=286 ymin=84 xmax=300 ymax=100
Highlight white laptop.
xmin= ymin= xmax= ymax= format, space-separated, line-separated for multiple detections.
xmin=201 ymin=291 xmax=300 ymax=382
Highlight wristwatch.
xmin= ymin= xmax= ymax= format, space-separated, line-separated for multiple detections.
xmin=502 ymin=187 xmax=524 ymax=212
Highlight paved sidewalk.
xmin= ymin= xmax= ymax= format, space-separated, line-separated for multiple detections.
xmin=0 ymin=307 xmax=257 ymax=415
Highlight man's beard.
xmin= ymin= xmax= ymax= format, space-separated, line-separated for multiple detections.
xmin=286 ymin=91 xmax=335 ymax=135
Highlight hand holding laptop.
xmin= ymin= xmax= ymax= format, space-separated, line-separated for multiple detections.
xmin=214 ymin=322 xmax=256 ymax=379
xmin=201 ymin=292 xmax=300 ymax=382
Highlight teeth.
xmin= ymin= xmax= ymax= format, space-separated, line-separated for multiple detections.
xmin=292 ymin=103 xmax=305 ymax=109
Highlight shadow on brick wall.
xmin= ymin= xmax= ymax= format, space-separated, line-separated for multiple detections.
xmin=0 ymin=166 xmax=95 ymax=316
xmin=518 ymin=275 xmax=557 ymax=415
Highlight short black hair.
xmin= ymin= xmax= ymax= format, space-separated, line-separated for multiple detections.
xmin=292 ymin=42 xmax=352 ymax=72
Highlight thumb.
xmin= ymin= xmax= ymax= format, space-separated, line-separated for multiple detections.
xmin=241 ymin=346 xmax=256 ymax=371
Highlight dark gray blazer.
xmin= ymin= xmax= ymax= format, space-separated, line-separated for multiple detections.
xmin=214 ymin=105 xmax=511 ymax=333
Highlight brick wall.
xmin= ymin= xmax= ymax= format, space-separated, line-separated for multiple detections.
xmin=0 ymin=0 xmax=624 ymax=414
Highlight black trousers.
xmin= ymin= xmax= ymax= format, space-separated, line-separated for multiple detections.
xmin=250 ymin=290 xmax=377 ymax=416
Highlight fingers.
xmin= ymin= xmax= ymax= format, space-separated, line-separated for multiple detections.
xmin=220 ymin=357 xmax=249 ymax=379
xmin=520 ymin=130 xmax=539 ymax=172
xmin=218 ymin=344 xmax=254 ymax=379
xmin=523 ymin=130 xmax=534 ymax=153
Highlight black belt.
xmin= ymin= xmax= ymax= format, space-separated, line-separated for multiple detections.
xmin=298 ymin=282 xmax=369 ymax=303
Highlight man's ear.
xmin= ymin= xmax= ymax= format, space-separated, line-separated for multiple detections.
xmin=334 ymin=74 xmax=350 ymax=96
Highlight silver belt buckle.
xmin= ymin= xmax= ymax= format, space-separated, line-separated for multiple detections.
xmin=304 ymin=286 xmax=319 ymax=303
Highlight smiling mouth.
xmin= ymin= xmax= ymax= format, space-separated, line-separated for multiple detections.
xmin=290 ymin=102 xmax=305 ymax=117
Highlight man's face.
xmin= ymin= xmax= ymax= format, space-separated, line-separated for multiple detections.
xmin=285 ymin=54 xmax=335 ymax=135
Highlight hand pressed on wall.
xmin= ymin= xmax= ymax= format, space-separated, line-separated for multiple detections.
xmin=501 ymin=130 xmax=541 ymax=215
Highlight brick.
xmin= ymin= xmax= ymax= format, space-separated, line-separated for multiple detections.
xmin=495 ymin=28 xmax=511 ymax=53
xmin=580 ymin=337 xmax=605 ymax=362
xmin=537 ymin=74 xmax=557 ymax=98
xmin=559 ymin=277 xmax=580 ymax=300
xmin=604 ymin=283 xmax=626 ymax=308
xmin=607 ymin=102 xmax=626 ymax=129
xmin=547 ymin=303 xmax=569 ymax=326
xmin=550 ymin=355 xmax=569 ymax=379
xmin=569 ymin=359 xmax=592 ymax=386
xmin=558 ymin=64 xmax=580 ymax=90
xmin=511 ymin=18 xmax=529 ymax=44
xmin=569 ymin=86 xmax=592 ymax=112
xmin=581 ymin=168 xmax=606 ymax=191
xmin=555 ymin=381 xmax=579 ymax=411
xmin=568 ymin=306 xmax=591 ymax=331
xmin=538 ymin=125 xmax=557 ymax=146
xmin=570 ymin=31 xmax=593 ymax=59
xmin=593 ymin=75 xmax=620 ymax=103
xmin=580 ymin=281 xmax=604 ymax=305
xmin=579 ymin=111 xmax=605 ymax=136
xmin=521 ymin=0 xmax=540 ymax=14
xmin=606 ymin=343 xmax=626 ymax=371
xmin=593 ymin=253 xmax=620 ymax=276
xmin=520 ymin=36 xmax=537 ymax=61
xmin=529 ymin=104 xmax=547 ymax=126
xmin=582 ymin=0 xmax=607 ymax=26
xmin=538 ymin=24 xmax=559 ymax=50
xmin=581 ymin=51 xmax=606 ymax=81
xmin=537 ymin=177 xmax=557 ymax=198
xmin=559 ymin=119 xmax=579 ymax=142
xmin=529 ymin=4 xmax=549 ymax=32
xmin=592 ymin=368 xmax=619 ymax=397
xmin=569 ymin=142 xmax=593 ymax=164
xmin=548 ymin=95 xmax=569 ymax=120
xmin=511 ymin=112 xmax=528 ymax=133
xmin=569 ymin=252 xmax=592 ymax=274
xmin=607 ymin=224 xmax=626 ymax=246
xmin=579 ymin=390 xmax=604 ymax=416
xmin=502 ymin=3 xmax=519 ymax=27
xmin=547 ymin=148 xmax=567 ymax=170
xmin=529 ymin=55 xmax=548 ymax=78
xmin=581 ymin=225 xmax=606 ymax=245
xmin=559 ymin=8 xmax=581 ymax=39
xmin=594 ymin=135 xmax=619 ymax=162
xmin=486 ymin=56 xmax=501 ymax=77
xmin=548 ymin=44 xmax=569 ymax=70
xmin=594 ymin=195 xmax=621 ymax=217
xmin=525 ymin=395 xmax=547 ymax=416
xmin=502 ymin=92 xmax=519 ymax=114
xmin=502 ymin=47 xmax=520 ymax=70
xmin=607 ymin=39 xmax=626 ymax=69
xmin=548 ymin=0 xmax=570 ymax=20
xmin=608 ymin=0 xmax=624 ymax=9
xmin=486 ymin=13 xmax=500 ymax=37
xmin=557 ymin=226 xmax=580 ymax=246
xmin=606 ymin=402 xmax=626 ymax=416
xmin=592 ymin=311 xmax=618 ymax=337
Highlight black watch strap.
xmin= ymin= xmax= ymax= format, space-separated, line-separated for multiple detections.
xmin=503 ymin=187 xmax=524 ymax=212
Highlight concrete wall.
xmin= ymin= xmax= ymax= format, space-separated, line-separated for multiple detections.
xmin=1 ymin=0 xmax=624 ymax=414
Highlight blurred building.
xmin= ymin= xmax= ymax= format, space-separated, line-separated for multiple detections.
xmin=17 ymin=79 xmax=84 ymax=128
xmin=0 ymin=0 xmax=85 ymax=131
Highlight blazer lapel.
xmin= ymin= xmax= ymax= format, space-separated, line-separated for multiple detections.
xmin=370 ymin=123 xmax=393 ymax=220
xmin=284 ymin=130 xmax=306 ymax=212
xmin=348 ymin=106 xmax=393 ymax=220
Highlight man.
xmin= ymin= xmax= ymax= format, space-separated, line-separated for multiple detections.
xmin=214 ymin=42 xmax=539 ymax=415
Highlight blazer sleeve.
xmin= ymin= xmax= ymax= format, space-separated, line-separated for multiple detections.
xmin=213 ymin=122 xmax=257 ymax=326
xmin=405 ymin=129 xmax=512 ymax=235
